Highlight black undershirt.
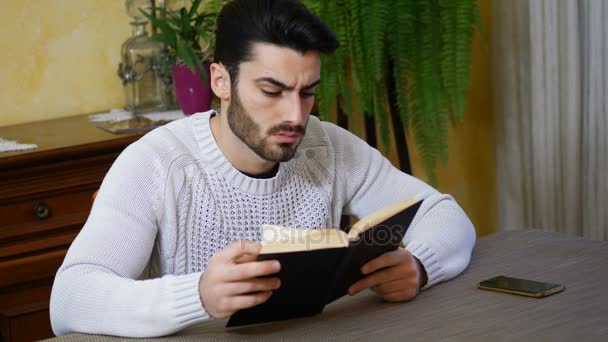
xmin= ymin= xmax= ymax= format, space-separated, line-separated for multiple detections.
xmin=240 ymin=163 xmax=280 ymax=179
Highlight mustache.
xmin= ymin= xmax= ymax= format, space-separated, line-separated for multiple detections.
xmin=267 ymin=124 xmax=306 ymax=135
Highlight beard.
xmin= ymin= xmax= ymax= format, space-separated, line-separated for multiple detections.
xmin=227 ymin=89 xmax=306 ymax=162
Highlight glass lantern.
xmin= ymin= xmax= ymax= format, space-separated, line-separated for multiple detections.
xmin=117 ymin=0 xmax=169 ymax=115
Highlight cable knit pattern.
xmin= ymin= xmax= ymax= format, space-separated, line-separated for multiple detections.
xmin=50 ymin=110 xmax=475 ymax=338
xmin=189 ymin=163 xmax=330 ymax=273
xmin=174 ymin=174 xmax=192 ymax=275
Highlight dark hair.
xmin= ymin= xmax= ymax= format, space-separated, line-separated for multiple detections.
xmin=213 ymin=0 xmax=339 ymax=84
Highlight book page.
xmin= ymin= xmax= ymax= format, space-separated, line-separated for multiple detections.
xmin=260 ymin=225 xmax=349 ymax=254
xmin=347 ymin=198 xmax=418 ymax=240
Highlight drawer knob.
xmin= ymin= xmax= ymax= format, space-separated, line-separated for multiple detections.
xmin=34 ymin=202 xmax=51 ymax=219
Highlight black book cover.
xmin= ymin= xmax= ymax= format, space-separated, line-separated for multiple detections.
xmin=226 ymin=200 xmax=423 ymax=327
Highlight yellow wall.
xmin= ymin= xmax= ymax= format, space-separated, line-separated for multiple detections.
xmin=0 ymin=0 xmax=129 ymax=127
xmin=408 ymin=0 xmax=495 ymax=236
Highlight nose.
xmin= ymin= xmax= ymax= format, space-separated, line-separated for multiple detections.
xmin=281 ymin=92 xmax=306 ymax=124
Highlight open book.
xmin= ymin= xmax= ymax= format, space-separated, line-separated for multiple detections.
xmin=226 ymin=198 xmax=423 ymax=327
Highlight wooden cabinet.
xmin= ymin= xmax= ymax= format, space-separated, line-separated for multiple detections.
xmin=0 ymin=114 xmax=142 ymax=342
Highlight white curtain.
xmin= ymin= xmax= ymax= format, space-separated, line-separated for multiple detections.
xmin=493 ymin=0 xmax=608 ymax=240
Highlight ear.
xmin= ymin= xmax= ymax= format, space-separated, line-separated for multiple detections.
xmin=210 ymin=63 xmax=231 ymax=100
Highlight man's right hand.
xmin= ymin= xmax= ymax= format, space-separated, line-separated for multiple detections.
xmin=199 ymin=241 xmax=281 ymax=319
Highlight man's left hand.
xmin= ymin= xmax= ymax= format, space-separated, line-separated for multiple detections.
xmin=348 ymin=248 xmax=427 ymax=302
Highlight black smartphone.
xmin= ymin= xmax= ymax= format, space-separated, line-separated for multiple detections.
xmin=478 ymin=275 xmax=565 ymax=298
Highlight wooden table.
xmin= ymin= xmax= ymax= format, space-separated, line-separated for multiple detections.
xmin=44 ymin=229 xmax=608 ymax=341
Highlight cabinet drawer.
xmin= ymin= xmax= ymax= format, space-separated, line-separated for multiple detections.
xmin=0 ymin=190 xmax=94 ymax=228
xmin=4 ymin=309 xmax=54 ymax=342
xmin=0 ymin=218 xmax=82 ymax=259
xmin=0 ymin=249 xmax=67 ymax=288
xmin=1 ymin=301 xmax=53 ymax=342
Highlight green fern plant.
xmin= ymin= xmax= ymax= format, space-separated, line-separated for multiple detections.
xmin=303 ymin=0 xmax=482 ymax=185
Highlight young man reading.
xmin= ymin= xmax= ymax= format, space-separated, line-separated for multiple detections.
xmin=50 ymin=0 xmax=476 ymax=337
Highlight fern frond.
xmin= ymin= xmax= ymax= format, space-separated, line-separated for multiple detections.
xmin=304 ymin=0 xmax=481 ymax=185
xmin=349 ymin=0 xmax=373 ymax=116
xmin=439 ymin=0 xmax=458 ymax=123
xmin=366 ymin=1 xmax=390 ymax=81
xmin=387 ymin=0 xmax=414 ymax=133
xmin=409 ymin=0 xmax=441 ymax=182
xmin=334 ymin=0 xmax=353 ymax=115
xmin=302 ymin=0 xmax=321 ymax=16
xmin=318 ymin=54 xmax=338 ymax=121
xmin=345 ymin=0 xmax=362 ymax=95
xmin=314 ymin=1 xmax=339 ymax=121
xmin=374 ymin=84 xmax=391 ymax=152
xmin=452 ymin=0 xmax=476 ymax=121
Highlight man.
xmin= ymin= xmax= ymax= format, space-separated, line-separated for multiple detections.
xmin=50 ymin=0 xmax=475 ymax=337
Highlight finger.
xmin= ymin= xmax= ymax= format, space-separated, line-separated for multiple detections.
xmin=223 ymin=277 xmax=281 ymax=296
xmin=361 ymin=249 xmax=408 ymax=275
xmin=349 ymin=273 xmax=382 ymax=295
xmin=224 ymin=291 xmax=274 ymax=313
xmin=349 ymin=266 xmax=404 ymax=295
xmin=223 ymin=260 xmax=281 ymax=282
xmin=234 ymin=253 xmax=258 ymax=264
xmin=219 ymin=241 xmax=262 ymax=262
xmin=372 ymin=277 xmax=416 ymax=296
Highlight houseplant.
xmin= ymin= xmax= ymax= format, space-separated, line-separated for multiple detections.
xmin=141 ymin=0 xmax=224 ymax=114
xmin=302 ymin=0 xmax=482 ymax=185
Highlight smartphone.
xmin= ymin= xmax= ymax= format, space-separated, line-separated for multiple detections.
xmin=478 ymin=275 xmax=565 ymax=298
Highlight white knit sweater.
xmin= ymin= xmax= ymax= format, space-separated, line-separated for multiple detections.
xmin=50 ymin=110 xmax=476 ymax=337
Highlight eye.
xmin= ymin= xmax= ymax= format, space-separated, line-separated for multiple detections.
xmin=300 ymin=92 xmax=315 ymax=98
xmin=262 ymin=90 xmax=282 ymax=97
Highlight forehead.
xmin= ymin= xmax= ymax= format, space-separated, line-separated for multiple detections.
xmin=239 ymin=43 xmax=321 ymax=83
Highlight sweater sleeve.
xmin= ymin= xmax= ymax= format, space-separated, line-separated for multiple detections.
xmin=323 ymin=122 xmax=476 ymax=289
xmin=49 ymin=138 xmax=210 ymax=338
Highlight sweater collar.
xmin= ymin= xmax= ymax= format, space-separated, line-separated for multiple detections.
xmin=190 ymin=110 xmax=291 ymax=195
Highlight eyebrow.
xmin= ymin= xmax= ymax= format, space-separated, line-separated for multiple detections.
xmin=254 ymin=77 xmax=321 ymax=91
